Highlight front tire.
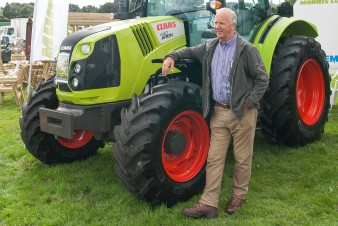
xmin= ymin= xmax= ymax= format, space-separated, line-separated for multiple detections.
xmin=113 ymin=80 xmax=209 ymax=205
xmin=19 ymin=77 xmax=104 ymax=164
xmin=261 ymin=36 xmax=331 ymax=146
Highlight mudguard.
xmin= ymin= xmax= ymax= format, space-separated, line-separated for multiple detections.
xmin=252 ymin=15 xmax=318 ymax=74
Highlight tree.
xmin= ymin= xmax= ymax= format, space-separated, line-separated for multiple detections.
xmin=10 ymin=3 xmax=22 ymax=18
xmin=69 ymin=4 xmax=81 ymax=12
xmin=2 ymin=2 xmax=121 ymax=18
xmin=19 ymin=4 xmax=34 ymax=18
xmin=97 ymin=3 xmax=116 ymax=13
xmin=82 ymin=5 xmax=98 ymax=13
xmin=3 ymin=3 xmax=11 ymax=19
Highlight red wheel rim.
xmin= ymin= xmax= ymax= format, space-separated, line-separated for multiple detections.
xmin=162 ymin=110 xmax=209 ymax=182
xmin=296 ymin=59 xmax=325 ymax=126
xmin=57 ymin=130 xmax=94 ymax=149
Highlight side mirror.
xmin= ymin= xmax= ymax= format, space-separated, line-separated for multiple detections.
xmin=278 ymin=2 xmax=293 ymax=17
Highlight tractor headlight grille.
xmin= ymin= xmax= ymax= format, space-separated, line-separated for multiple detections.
xmin=58 ymin=35 xmax=120 ymax=92
xmin=84 ymin=35 xmax=121 ymax=89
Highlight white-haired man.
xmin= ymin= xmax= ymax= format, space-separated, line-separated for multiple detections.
xmin=162 ymin=8 xmax=269 ymax=218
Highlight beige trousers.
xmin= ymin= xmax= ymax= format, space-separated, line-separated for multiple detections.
xmin=199 ymin=105 xmax=258 ymax=208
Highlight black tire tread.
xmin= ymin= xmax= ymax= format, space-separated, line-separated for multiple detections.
xmin=113 ymin=80 xmax=206 ymax=205
xmin=261 ymin=36 xmax=330 ymax=146
xmin=20 ymin=77 xmax=103 ymax=164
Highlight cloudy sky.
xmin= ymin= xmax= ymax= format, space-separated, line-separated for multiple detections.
xmin=0 ymin=0 xmax=111 ymax=8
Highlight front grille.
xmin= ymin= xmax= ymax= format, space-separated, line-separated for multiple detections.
xmin=84 ymin=35 xmax=121 ymax=89
xmin=131 ymin=23 xmax=155 ymax=56
xmin=59 ymin=83 xmax=71 ymax=92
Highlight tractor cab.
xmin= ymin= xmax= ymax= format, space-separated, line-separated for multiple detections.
xmin=114 ymin=0 xmax=271 ymax=45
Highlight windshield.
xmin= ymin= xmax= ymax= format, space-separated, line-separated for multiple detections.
xmin=2 ymin=36 xmax=9 ymax=45
xmin=146 ymin=0 xmax=267 ymax=46
xmin=147 ymin=0 xmax=207 ymax=16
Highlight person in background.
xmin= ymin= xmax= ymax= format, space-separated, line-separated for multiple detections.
xmin=162 ymin=8 xmax=269 ymax=218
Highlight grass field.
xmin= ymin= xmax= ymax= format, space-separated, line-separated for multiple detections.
xmin=0 ymin=93 xmax=337 ymax=226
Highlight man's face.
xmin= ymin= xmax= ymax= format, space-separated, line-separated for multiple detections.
xmin=214 ymin=12 xmax=236 ymax=43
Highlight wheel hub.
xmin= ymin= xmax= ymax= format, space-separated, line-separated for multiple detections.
xmin=161 ymin=110 xmax=209 ymax=182
xmin=57 ymin=130 xmax=93 ymax=149
xmin=163 ymin=131 xmax=186 ymax=155
xmin=296 ymin=59 xmax=325 ymax=126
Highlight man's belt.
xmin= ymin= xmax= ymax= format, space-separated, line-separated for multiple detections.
xmin=216 ymin=102 xmax=230 ymax=109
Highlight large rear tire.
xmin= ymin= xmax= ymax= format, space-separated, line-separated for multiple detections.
xmin=261 ymin=36 xmax=331 ymax=146
xmin=19 ymin=77 xmax=104 ymax=164
xmin=113 ymin=80 xmax=209 ymax=206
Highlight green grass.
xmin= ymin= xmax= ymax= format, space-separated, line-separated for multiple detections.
xmin=1 ymin=93 xmax=337 ymax=226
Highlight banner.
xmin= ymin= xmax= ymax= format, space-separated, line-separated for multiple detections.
xmin=293 ymin=0 xmax=338 ymax=74
xmin=30 ymin=0 xmax=69 ymax=61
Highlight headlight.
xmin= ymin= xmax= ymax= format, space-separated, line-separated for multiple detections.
xmin=74 ymin=63 xmax=81 ymax=74
xmin=71 ymin=77 xmax=79 ymax=88
xmin=81 ymin=44 xmax=91 ymax=54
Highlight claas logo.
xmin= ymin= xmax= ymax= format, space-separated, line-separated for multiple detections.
xmin=157 ymin=21 xmax=176 ymax=31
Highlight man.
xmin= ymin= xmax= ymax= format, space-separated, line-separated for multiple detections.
xmin=162 ymin=8 xmax=269 ymax=218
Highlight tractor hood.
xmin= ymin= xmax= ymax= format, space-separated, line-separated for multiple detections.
xmin=59 ymin=25 xmax=111 ymax=59
xmin=59 ymin=16 xmax=183 ymax=56
xmin=55 ymin=16 xmax=186 ymax=105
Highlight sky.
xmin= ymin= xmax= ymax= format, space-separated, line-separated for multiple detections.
xmin=0 ymin=0 xmax=111 ymax=8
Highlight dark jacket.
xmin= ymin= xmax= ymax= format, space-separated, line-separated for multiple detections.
xmin=165 ymin=34 xmax=269 ymax=120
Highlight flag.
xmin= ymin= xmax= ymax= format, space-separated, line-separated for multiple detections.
xmin=27 ymin=0 xmax=69 ymax=98
xmin=30 ymin=0 xmax=69 ymax=61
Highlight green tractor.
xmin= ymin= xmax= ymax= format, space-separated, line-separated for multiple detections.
xmin=20 ymin=0 xmax=331 ymax=205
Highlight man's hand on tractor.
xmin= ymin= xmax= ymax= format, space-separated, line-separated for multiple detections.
xmin=162 ymin=56 xmax=175 ymax=76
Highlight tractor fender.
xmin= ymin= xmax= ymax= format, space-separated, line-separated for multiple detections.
xmin=252 ymin=15 xmax=318 ymax=75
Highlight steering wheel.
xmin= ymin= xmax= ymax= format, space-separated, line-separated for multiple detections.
xmin=249 ymin=5 xmax=263 ymax=13
xmin=165 ymin=10 xmax=186 ymax=16
xmin=249 ymin=5 xmax=264 ymax=20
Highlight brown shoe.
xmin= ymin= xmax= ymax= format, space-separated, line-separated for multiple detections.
xmin=182 ymin=202 xmax=218 ymax=218
xmin=225 ymin=197 xmax=245 ymax=215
